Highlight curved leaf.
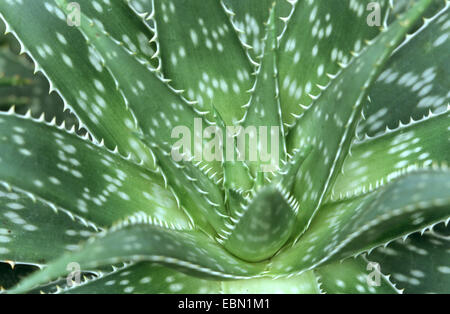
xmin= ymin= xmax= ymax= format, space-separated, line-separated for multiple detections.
xmin=368 ymin=228 xmax=450 ymax=293
xmin=286 ymin=0 xmax=433 ymax=238
xmin=269 ymin=170 xmax=450 ymax=276
xmin=278 ymin=0 xmax=390 ymax=128
xmin=316 ymin=256 xmax=401 ymax=294
xmin=59 ymin=262 xmax=221 ymax=294
xmin=359 ymin=2 xmax=449 ymax=136
xmin=58 ymin=261 xmax=321 ymax=294
xmin=0 ymin=185 xmax=99 ymax=265
xmin=0 ymin=113 xmax=190 ymax=228
xmin=142 ymin=139 xmax=226 ymax=235
xmin=220 ymin=186 xmax=297 ymax=262
xmin=10 ymin=218 xmax=267 ymax=293
xmin=242 ymin=5 xmax=286 ymax=177
xmin=331 ymin=109 xmax=450 ymax=200
xmin=75 ymin=0 xmax=158 ymax=68
xmin=221 ymin=0 xmax=293 ymax=60
xmin=0 ymin=0 xmax=154 ymax=165
xmin=153 ymin=0 xmax=253 ymax=124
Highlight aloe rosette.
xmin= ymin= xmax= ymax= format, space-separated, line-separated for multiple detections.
xmin=0 ymin=0 xmax=448 ymax=294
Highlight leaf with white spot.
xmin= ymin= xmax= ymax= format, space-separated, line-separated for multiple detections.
xmin=269 ymin=170 xmax=450 ymax=276
xmin=387 ymin=0 xmax=445 ymax=26
xmin=242 ymin=5 xmax=286 ymax=177
xmin=74 ymin=0 xmax=159 ymax=69
xmin=332 ymin=109 xmax=450 ymax=200
xmin=141 ymin=138 xmax=227 ymax=235
xmin=58 ymin=0 xmax=223 ymax=177
xmin=0 ymin=0 xmax=154 ymax=166
xmin=10 ymin=221 xmax=267 ymax=293
xmin=221 ymin=0 xmax=293 ymax=61
xmin=368 ymin=228 xmax=450 ymax=293
xmin=0 ymin=185 xmax=98 ymax=265
xmin=59 ymin=262 xmax=221 ymax=294
xmin=278 ymin=0 xmax=390 ymax=128
xmin=58 ymin=261 xmax=322 ymax=294
xmin=220 ymin=186 xmax=297 ymax=262
xmin=153 ymin=0 xmax=254 ymax=124
xmin=0 ymin=113 xmax=190 ymax=228
xmin=316 ymin=256 xmax=401 ymax=294
xmin=219 ymin=147 xmax=311 ymax=262
xmin=286 ymin=0 xmax=434 ymax=238
xmin=360 ymin=3 xmax=450 ymax=136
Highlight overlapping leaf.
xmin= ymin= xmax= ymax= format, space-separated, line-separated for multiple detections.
xmin=10 ymin=219 xmax=267 ymax=293
xmin=221 ymin=0 xmax=293 ymax=61
xmin=359 ymin=2 xmax=449 ymax=136
xmin=0 ymin=0 xmax=154 ymax=165
xmin=278 ymin=0 xmax=390 ymax=128
xmin=142 ymin=139 xmax=227 ymax=235
xmin=269 ymin=170 xmax=450 ymax=276
xmin=56 ymin=261 xmax=321 ymax=294
xmin=59 ymin=262 xmax=221 ymax=294
xmin=153 ymin=0 xmax=253 ymax=124
xmin=0 ymin=185 xmax=99 ymax=265
xmin=0 ymin=113 xmax=189 ymax=228
xmin=332 ymin=109 xmax=450 ymax=199
xmin=73 ymin=0 xmax=158 ymax=68
xmin=316 ymin=257 xmax=401 ymax=294
xmin=368 ymin=227 xmax=450 ymax=293
xmin=219 ymin=186 xmax=297 ymax=262
xmin=219 ymin=147 xmax=311 ymax=262
xmin=0 ymin=45 xmax=79 ymax=129
xmin=241 ymin=5 xmax=286 ymax=177
xmin=286 ymin=0 xmax=433 ymax=237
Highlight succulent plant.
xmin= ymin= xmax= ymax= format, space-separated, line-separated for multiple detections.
xmin=0 ymin=0 xmax=448 ymax=294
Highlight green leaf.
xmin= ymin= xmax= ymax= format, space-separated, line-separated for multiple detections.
xmin=75 ymin=0 xmax=158 ymax=69
xmin=59 ymin=262 xmax=221 ymax=294
xmin=316 ymin=257 xmax=401 ymax=294
xmin=221 ymin=0 xmax=294 ymax=61
xmin=286 ymin=0 xmax=433 ymax=238
xmin=58 ymin=262 xmax=321 ymax=294
xmin=153 ymin=0 xmax=253 ymax=124
xmin=221 ymin=271 xmax=321 ymax=294
xmin=359 ymin=3 xmax=449 ymax=136
xmin=331 ymin=109 xmax=450 ymax=200
xmin=10 ymin=219 xmax=267 ymax=293
xmin=0 ymin=1 xmax=155 ymax=166
xmin=269 ymin=170 xmax=450 ymax=276
xmin=142 ymin=138 xmax=227 ymax=235
xmin=241 ymin=5 xmax=286 ymax=177
xmin=218 ymin=147 xmax=311 ymax=262
xmin=0 ymin=185 xmax=99 ymax=265
xmin=55 ymin=0 xmax=223 ymax=177
xmin=368 ymin=227 xmax=450 ymax=293
xmin=387 ymin=0 xmax=445 ymax=27
xmin=278 ymin=0 xmax=390 ymax=128
xmin=0 ymin=113 xmax=190 ymax=228
xmin=219 ymin=186 xmax=297 ymax=262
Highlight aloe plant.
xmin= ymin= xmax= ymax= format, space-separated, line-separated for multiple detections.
xmin=0 ymin=0 xmax=448 ymax=294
